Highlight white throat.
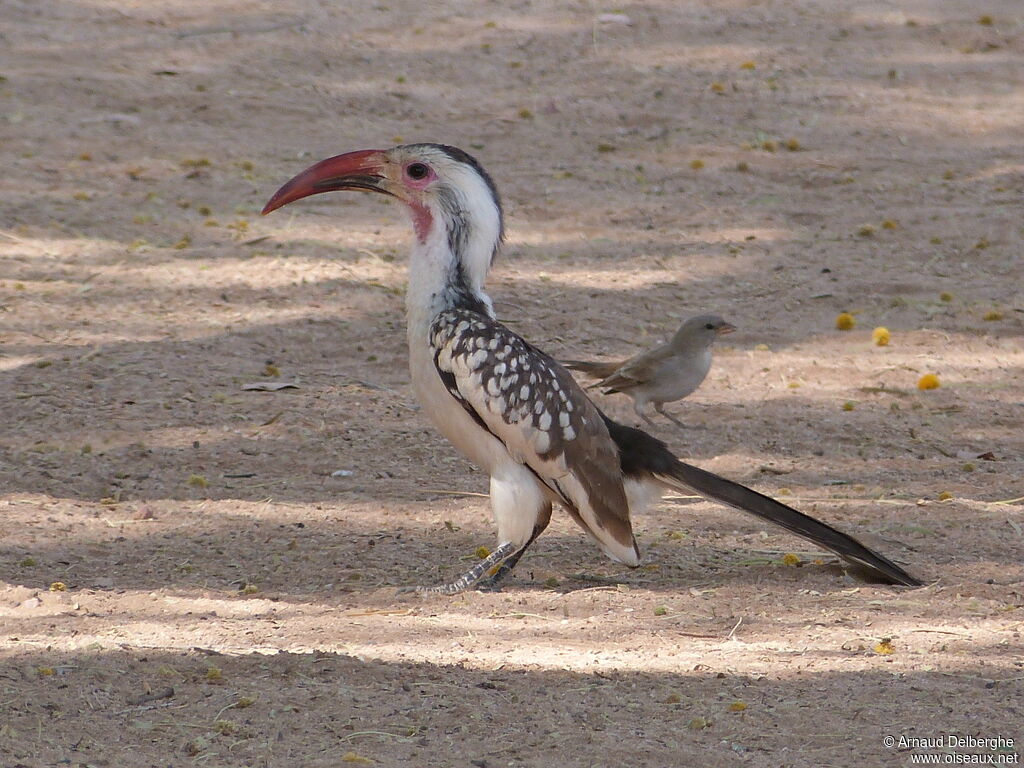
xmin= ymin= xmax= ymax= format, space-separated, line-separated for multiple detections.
xmin=399 ymin=161 xmax=504 ymax=461
xmin=402 ymin=208 xmax=500 ymax=471
xmin=403 ymin=194 xmax=500 ymax=340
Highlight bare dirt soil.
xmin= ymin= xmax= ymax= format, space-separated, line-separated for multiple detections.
xmin=1 ymin=1 xmax=1023 ymax=766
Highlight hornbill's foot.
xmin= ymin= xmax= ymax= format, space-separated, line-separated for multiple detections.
xmin=473 ymin=562 xmax=515 ymax=592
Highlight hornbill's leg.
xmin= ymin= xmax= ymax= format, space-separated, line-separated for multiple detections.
xmin=405 ymin=541 xmax=518 ymax=595
xmin=475 ymin=521 xmax=550 ymax=592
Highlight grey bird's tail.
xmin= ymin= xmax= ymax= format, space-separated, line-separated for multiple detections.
xmin=603 ymin=416 xmax=923 ymax=587
xmin=564 ymin=359 xmax=621 ymax=380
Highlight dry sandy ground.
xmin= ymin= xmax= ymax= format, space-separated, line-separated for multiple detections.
xmin=2 ymin=1 xmax=1023 ymax=766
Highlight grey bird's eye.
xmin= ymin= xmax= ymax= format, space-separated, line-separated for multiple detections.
xmin=705 ymin=323 xmax=715 ymax=330
xmin=407 ymin=162 xmax=429 ymax=180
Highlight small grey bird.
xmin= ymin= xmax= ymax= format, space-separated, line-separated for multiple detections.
xmin=565 ymin=314 xmax=735 ymax=427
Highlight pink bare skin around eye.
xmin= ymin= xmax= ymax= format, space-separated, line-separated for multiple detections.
xmin=402 ymin=164 xmax=437 ymax=241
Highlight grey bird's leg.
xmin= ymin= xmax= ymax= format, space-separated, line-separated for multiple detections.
xmin=405 ymin=541 xmax=518 ymax=595
xmin=634 ymin=400 xmax=657 ymax=427
xmin=654 ymin=402 xmax=688 ymax=428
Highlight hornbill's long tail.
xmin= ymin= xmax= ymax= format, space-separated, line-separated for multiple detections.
xmin=605 ymin=416 xmax=923 ymax=587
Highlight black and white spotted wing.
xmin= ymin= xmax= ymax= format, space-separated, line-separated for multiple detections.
xmin=430 ymin=308 xmax=639 ymax=563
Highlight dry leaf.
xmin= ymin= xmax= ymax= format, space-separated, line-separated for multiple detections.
xmin=242 ymin=381 xmax=299 ymax=391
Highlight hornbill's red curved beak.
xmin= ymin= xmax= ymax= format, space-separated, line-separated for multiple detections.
xmin=261 ymin=149 xmax=390 ymax=215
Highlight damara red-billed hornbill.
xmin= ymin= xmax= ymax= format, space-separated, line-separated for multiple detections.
xmin=262 ymin=144 xmax=921 ymax=593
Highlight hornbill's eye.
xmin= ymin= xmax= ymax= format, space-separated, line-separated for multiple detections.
xmin=407 ymin=162 xmax=430 ymax=180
